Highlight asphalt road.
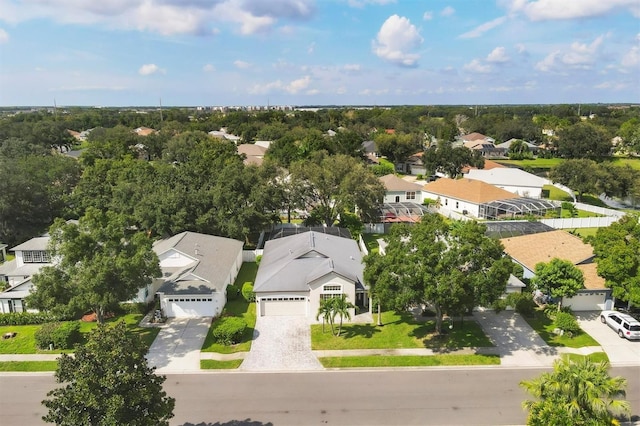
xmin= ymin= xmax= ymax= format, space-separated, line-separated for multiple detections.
xmin=1 ymin=367 xmax=639 ymax=426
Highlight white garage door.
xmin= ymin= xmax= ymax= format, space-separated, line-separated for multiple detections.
xmin=563 ymin=292 xmax=608 ymax=311
xmin=164 ymin=296 xmax=215 ymax=318
xmin=261 ymin=297 xmax=306 ymax=316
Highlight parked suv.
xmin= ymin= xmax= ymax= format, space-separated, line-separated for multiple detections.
xmin=600 ymin=310 xmax=640 ymax=340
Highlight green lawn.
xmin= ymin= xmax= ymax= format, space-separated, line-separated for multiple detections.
xmin=544 ymin=184 xmax=573 ymax=202
xmin=319 ymin=354 xmax=500 ymax=368
xmin=201 ymin=262 xmax=258 ymax=354
xmin=361 ymin=233 xmax=384 ymax=255
xmin=0 ymin=361 xmax=59 ymax=371
xmin=0 ymin=314 xmax=158 ymax=354
xmin=561 ymin=352 xmax=609 ymax=363
xmin=312 ymin=311 xmax=493 ymax=350
xmin=200 ymin=359 xmax=243 ymax=369
xmin=569 ymin=228 xmax=600 ymax=238
xmin=522 ymin=312 xmax=599 ymax=348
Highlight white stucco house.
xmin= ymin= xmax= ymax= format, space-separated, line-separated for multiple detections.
xmin=465 ymin=167 xmax=547 ymax=199
xmin=154 ymin=231 xmax=243 ymax=318
xmin=253 ymin=231 xmax=368 ymax=321
xmin=379 ymin=174 xmax=423 ymax=204
xmin=500 ymin=230 xmax=612 ymax=311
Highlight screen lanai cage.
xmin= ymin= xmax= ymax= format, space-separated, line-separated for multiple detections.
xmin=380 ymin=202 xmax=434 ymax=223
xmin=478 ymin=198 xmax=559 ymax=220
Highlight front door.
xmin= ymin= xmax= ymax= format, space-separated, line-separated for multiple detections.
xmin=395 ymin=196 xmax=400 ymax=202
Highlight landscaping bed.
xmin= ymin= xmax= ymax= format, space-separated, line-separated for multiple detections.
xmin=521 ymin=310 xmax=599 ymax=348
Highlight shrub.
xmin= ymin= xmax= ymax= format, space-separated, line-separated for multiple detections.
xmin=416 ymin=174 xmax=423 ymax=180
xmin=255 ymin=255 xmax=262 ymax=265
xmin=226 ymin=286 xmax=240 ymax=301
xmin=117 ymin=302 xmax=153 ymax=315
xmin=242 ymin=282 xmax=255 ymax=302
xmin=0 ymin=312 xmax=66 ymax=326
xmin=211 ymin=317 xmax=247 ymax=345
xmin=35 ymin=322 xmax=82 ymax=350
xmin=493 ymin=292 xmax=536 ymax=316
xmin=554 ymin=311 xmax=580 ymax=334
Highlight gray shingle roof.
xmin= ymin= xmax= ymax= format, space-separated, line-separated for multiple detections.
xmin=254 ymin=231 xmax=365 ymax=293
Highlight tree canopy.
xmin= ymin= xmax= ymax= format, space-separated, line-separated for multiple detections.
xmin=27 ymin=208 xmax=161 ymax=323
xmin=557 ymin=122 xmax=611 ymax=159
xmin=422 ymin=141 xmax=484 ymax=178
xmin=363 ymin=215 xmax=512 ymax=333
xmin=43 ymin=322 xmax=175 ymax=426
xmin=531 ymin=258 xmax=584 ymax=311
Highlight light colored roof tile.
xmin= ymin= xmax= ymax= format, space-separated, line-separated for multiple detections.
xmin=422 ymin=178 xmax=519 ymax=204
xmin=379 ymin=174 xmax=423 ymax=192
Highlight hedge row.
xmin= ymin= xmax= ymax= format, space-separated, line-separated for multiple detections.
xmin=0 ymin=312 xmax=67 ymax=326
xmin=211 ymin=317 xmax=247 ymax=345
xmin=35 ymin=322 xmax=82 ymax=350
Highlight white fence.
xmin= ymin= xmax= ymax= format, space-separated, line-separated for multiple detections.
xmin=358 ymin=235 xmax=368 ymax=256
xmin=573 ymin=202 xmax=626 ymax=218
xmin=242 ymin=250 xmax=263 ymax=262
xmin=540 ymin=216 xmax=620 ymax=229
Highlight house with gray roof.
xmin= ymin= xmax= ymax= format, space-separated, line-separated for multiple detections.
xmin=254 ymin=231 xmax=368 ymax=320
xmin=155 ymin=231 xmax=243 ymax=318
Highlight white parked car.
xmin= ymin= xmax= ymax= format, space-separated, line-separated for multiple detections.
xmin=600 ymin=310 xmax=640 ymax=340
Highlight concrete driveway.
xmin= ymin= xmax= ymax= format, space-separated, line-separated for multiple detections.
xmin=576 ymin=311 xmax=640 ymax=366
xmin=146 ymin=317 xmax=211 ymax=373
xmin=240 ymin=315 xmax=323 ymax=371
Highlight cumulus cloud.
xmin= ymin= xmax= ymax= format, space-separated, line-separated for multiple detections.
xmin=535 ymin=35 xmax=605 ymax=72
xmin=486 ymin=47 xmax=510 ymax=63
xmin=0 ymin=0 xmax=316 ymax=36
xmin=503 ymin=0 xmax=639 ymax=21
xmin=0 ymin=29 xmax=8 ymax=44
xmin=248 ymin=75 xmax=312 ymax=95
xmin=423 ymin=11 xmax=433 ymax=20
xmin=440 ymin=6 xmax=456 ymax=17
xmin=372 ymin=15 xmax=423 ymax=67
xmin=621 ymin=36 xmax=640 ymax=68
xmin=285 ymin=75 xmax=311 ymax=93
xmin=458 ymin=16 xmax=506 ymax=39
xmin=234 ymin=60 xmax=252 ymax=69
xmin=138 ymin=63 xmax=164 ymax=75
xmin=463 ymin=59 xmax=491 ymax=73
xmin=203 ymin=64 xmax=216 ymax=72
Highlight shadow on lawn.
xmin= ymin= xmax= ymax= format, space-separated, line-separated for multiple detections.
xmin=339 ymin=323 xmax=381 ymax=339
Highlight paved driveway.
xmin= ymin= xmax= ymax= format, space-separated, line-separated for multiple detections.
xmin=576 ymin=311 xmax=640 ymax=366
xmin=146 ymin=317 xmax=211 ymax=373
xmin=240 ymin=315 xmax=323 ymax=371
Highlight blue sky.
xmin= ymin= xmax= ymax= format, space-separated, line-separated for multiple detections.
xmin=0 ymin=0 xmax=638 ymax=106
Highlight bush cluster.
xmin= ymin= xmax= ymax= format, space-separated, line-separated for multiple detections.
xmin=211 ymin=317 xmax=247 ymax=345
xmin=242 ymin=282 xmax=255 ymax=302
xmin=554 ymin=311 xmax=580 ymax=334
xmin=116 ymin=302 xmax=154 ymax=315
xmin=35 ymin=322 xmax=82 ymax=350
xmin=493 ymin=292 xmax=536 ymax=317
xmin=0 ymin=312 xmax=66 ymax=326
xmin=226 ymin=286 xmax=240 ymax=301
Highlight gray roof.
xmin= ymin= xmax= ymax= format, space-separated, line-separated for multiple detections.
xmin=0 ymin=280 xmax=33 ymax=299
xmin=466 ymin=168 xmax=547 ymax=188
xmin=379 ymin=174 xmax=423 ymax=192
xmin=0 ymin=260 xmax=46 ymax=277
xmin=254 ymin=231 xmax=365 ymax=293
xmin=506 ymin=274 xmax=526 ymax=289
xmin=154 ymin=231 xmax=243 ymax=295
xmin=496 ymin=139 xmax=539 ymax=150
xmin=11 ymin=237 xmax=50 ymax=251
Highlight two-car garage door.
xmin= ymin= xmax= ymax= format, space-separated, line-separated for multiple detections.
xmin=163 ymin=296 xmax=216 ymax=318
xmin=260 ymin=297 xmax=307 ymax=316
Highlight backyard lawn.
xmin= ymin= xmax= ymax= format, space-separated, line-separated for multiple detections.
xmin=522 ymin=311 xmax=599 ymax=348
xmin=311 ymin=311 xmax=493 ymax=350
xmin=201 ymin=262 xmax=257 ymax=354
xmin=361 ymin=233 xmax=384 ymax=255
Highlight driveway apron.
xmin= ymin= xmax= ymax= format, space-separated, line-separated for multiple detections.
xmin=576 ymin=311 xmax=640 ymax=366
xmin=240 ymin=315 xmax=323 ymax=371
xmin=473 ymin=310 xmax=558 ymax=367
xmin=146 ymin=317 xmax=211 ymax=373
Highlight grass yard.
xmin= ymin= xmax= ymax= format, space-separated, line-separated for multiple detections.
xmin=319 ymin=354 xmax=500 ymax=368
xmin=312 ymin=311 xmax=493 ymax=350
xmin=200 ymin=359 xmax=243 ymax=369
xmin=561 ymin=352 xmax=609 ymax=363
xmin=0 ymin=361 xmax=59 ymax=371
xmin=522 ymin=312 xmax=599 ymax=348
xmin=543 ymin=184 xmax=573 ymax=202
xmin=361 ymin=233 xmax=384 ymax=255
xmin=0 ymin=313 xmax=158 ymax=354
xmin=201 ymin=262 xmax=258 ymax=354
xmin=568 ymin=228 xmax=600 ymax=238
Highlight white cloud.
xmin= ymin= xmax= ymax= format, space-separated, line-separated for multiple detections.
xmin=372 ymin=14 xmax=423 ymax=67
xmin=348 ymin=0 xmax=396 ymax=7
xmin=307 ymin=42 xmax=315 ymax=54
xmin=503 ymin=0 xmax=639 ymax=21
xmin=516 ymin=43 xmax=527 ymax=54
xmin=535 ymin=35 xmax=606 ymax=72
xmin=486 ymin=47 xmax=510 ymax=63
xmin=535 ymin=51 xmax=560 ymax=72
xmin=138 ymin=63 xmax=163 ymax=76
xmin=234 ymin=60 xmax=252 ymax=69
xmin=423 ymin=11 xmax=433 ymax=20
xmin=621 ymin=36 xmax=640 ymax=68
xmin=440 ymin=6 xmax=456 ymax=17
xmin=458 ymin=16 xmax=506 ymax=39
xmin=463 ymin=59 xmax=491 ymax=73
xmin=285 ymin=75 xmax=311 ymax=93
xmin=0 ymin=28 xmax=8 ymax=43
xmin=343 ymin=64 xmax=361 ymax=72
xmin=203 ymin=64 xmax=216 ymax=72
xmin=248 ymin=75 xmax=312 ymax=95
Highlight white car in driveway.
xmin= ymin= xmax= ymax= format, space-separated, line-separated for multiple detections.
xmin=600 ymin=310 xmax=640 ymax=340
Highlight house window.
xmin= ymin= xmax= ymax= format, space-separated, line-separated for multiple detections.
xmin=323 ymin=285 xmax=341 ymax=292
xmin=321 ymin=294 xmax=342 ymax=301
xmin=406 ymin=191 xmax=416 ymax=200
xmin=456 ymin=201 xmax=459 ymax=209
xmin=444 ymin=199 xmax=448 ymax=206
xmin=22 ymin=251 xmax=51 ymax=263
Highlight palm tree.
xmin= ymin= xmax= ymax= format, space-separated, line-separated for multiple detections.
xmin=316 ymin=299 xmax=335 ymax=334
xmin=331 ymin=295 xmax=355 ymax=337
xmin=520 ymin=357 xmax=630 ymax=426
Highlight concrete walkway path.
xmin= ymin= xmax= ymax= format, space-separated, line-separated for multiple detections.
xmin=146 ymin=317 xmax=211 ymax=373
xmin=240 ymin=315 xmax=323 ymax=371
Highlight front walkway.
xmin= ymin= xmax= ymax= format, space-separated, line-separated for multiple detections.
xmin=240 ymin=315 xmax=323 ymax=371
xmin=146 ymin=317 xmax=211 ymax=373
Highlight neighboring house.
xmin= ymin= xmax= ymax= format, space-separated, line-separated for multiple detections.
xmin=134 ymin=127 xmax=156 ymax=136
xmin=459 ymin=133 xmax=504 ymax=158
xmin=155 ymin=231 xmax=243 ymax=318
xmin=396 ymin=151 xmax=426 ymax=175
xmin=237 ymin=143 xmax=267 ymax=166
xmin=505 ymin=274 xmax=526 ymax=294
xmin=422 ymin=178 xmax=557 ymax=219
xmin=0 ymin=236 xmax=52 ymax=313
xmin=253 ymin=231 xmax=368 ymax=320
xmin=362 ymin=140 xmax=380 ymax=164
xmin=461 ymin=159 xmax=506 ymax=174
xmin=500 ymin=230 xmax=611 ymax=311
xmin=208 ymin=128 xmax=242 ymax=143
xmin=465 ymin=168 xmax=547 ymax=199
xmin=495 ymin=139 xmax=539 ymax=154
xmin=379 ymin=174 xmax=423 ymax=203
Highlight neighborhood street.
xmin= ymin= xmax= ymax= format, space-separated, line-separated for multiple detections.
xmin=1 ymin=367 xmax=639 ymax=426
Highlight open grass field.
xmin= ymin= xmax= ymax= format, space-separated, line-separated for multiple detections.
xmin=319 ymin=354 xmax=500 ymax=368
xmin=522 ymin=312 xmax=599 ymax=348
xmin=201 ymin=262 xmax=258 ymax=354
xmin=498 ymin=157 xmax=640 ymax=171
xmin=312 ymin=311 xmax=493 ymax=350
